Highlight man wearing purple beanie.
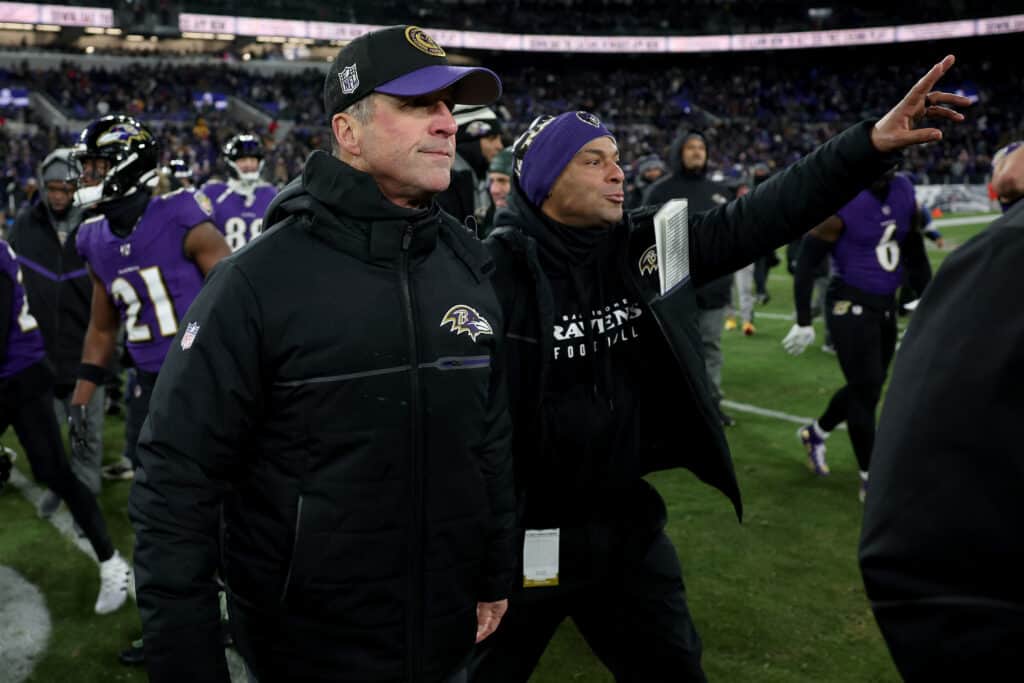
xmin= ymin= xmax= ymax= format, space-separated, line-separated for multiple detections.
xmin=469 ymin=57 xmax=970 ymax=681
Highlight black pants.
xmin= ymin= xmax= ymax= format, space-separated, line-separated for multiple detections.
xmin=124 ymin=368 xmax=158 ymax=468
xmin=468 ymin=529 xmax=706 ymax=683
xmin=0 ymin=365 xmax=115 ymax=561
xmin=818 ymin=297 xmax=898 ymax=472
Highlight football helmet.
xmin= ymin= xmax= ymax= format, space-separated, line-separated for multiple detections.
xmin=167 ymin=158 xmax=193 ymax=180
xmin=71 ymin=114 xmax=159 ymax=208
xmin=223 ymin=134 xmax=264 ymax=186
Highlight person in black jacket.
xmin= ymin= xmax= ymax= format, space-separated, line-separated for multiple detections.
xmin=468 ymin=56 xmax=969 ymax=683
xmin=129 ymin=25 xmax=514 ymax=683
xmin=643 ymin=130 xmax=736 ymax=426
xmin=436 ymin=104 xmax=505 ymax=234
xmin=9 ymin=147 xmax=107 ymax=514
xmin=859 ymin=143 xmax=1024 ymax=682
xmin=0 ymin=238 xmax=132 ymax=615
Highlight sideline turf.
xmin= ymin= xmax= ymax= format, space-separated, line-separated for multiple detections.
xmin=0 ymin=217 xmax=992 ymax=682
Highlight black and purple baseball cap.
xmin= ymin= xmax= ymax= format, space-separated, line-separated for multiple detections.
xmin=324 ymin=25 xmax=502 ymax=117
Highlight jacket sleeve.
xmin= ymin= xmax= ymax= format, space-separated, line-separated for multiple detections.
xmin=128 ymin=259 xmax=266 ymax=683
xmin=475 ymin=300 xmax=516 ymax=602
xmin=900 ymin=229 xmax=932 ymax=296
xmin=688 ymin=121 xmax=897 ymax=286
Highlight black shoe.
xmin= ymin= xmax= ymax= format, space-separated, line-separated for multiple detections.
xmin=119 ymin=638 xmax=145 ymax=666
xmin=719 ymin=409 xmax=736 ymax=427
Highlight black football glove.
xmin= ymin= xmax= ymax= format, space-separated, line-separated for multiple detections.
xmin=68 ymin=404 xmax=89 ymax=458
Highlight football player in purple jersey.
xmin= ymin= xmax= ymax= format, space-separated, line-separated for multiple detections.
xmin=68 ymin=114 xmax=230 ymax=665
xmin=201 ymin=134 xmax=277 ymax=252
xmin=783 ymin=170 xmax=933 ymax=500
xmin=0 ymin=238 xmax=132 ymax=615
xmin=67 ymin=115 xmax=229 ymax=480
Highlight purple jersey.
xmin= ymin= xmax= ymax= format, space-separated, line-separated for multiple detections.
xmin=203 ymin=180 xmax=277 ymax=252
xmin=1 ymin=240 xmax=46 ymax=378
xmin=77 ymin=189 xmax=211 ymax=372
xmin=833 ymin=174 xmax=916 ymax=296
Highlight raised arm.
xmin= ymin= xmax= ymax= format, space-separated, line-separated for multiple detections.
xmin=689 ymin=55 xmax=970 ymax=286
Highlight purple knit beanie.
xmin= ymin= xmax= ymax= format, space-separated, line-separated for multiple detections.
xmin=514 ymin=111 xmax=615 ymax=208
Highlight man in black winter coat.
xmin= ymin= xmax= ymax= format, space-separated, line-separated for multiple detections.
xmin=859 ymin=139 xmax=1024 ymax=681
xmin=130 ymin=26 xmax=514 ymax=683
xmin=468 ymin=56 xmax=969 ymax=683
xmin=436 ymin=104 xmax=505 ymax=234
xmin=9 ymin=148 xmax=106 ymax=505
xmin=643 ymin=131 xmax=736 ymax=426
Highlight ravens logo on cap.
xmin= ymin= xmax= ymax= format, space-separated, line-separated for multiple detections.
xmin=405 ymin=26 xmax=446 ymax=57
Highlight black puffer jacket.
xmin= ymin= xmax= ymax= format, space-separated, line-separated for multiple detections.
xmin=130 ymin=151 xmax=515 ymax=683
xmin=8 ymin=200 xmax=90 ymax=391
xmin=860 ymin=199 xmax=1024 ymax=681
xmin=642 ymin=131 xmax=735 ymax=309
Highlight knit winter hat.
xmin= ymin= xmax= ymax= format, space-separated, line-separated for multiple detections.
xmin=513 ymin=111 xmax=614 ymax=208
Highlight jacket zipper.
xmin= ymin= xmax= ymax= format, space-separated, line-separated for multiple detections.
xmin=279 ymin=494 xmax=304 ymax=603
xmin=399 ymin=224 xmax=423 ymax=682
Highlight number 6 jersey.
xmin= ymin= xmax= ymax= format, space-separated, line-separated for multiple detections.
xmin=833 ymin=173 xmax=915 ymax=296
xmin=76 ymin=189 xmax=211 ymax=373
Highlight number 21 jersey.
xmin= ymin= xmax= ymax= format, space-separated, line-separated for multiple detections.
xmin=76 ymin=189 xmax=211 ymax=373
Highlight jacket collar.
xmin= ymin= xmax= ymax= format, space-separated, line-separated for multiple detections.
xmin=267 ymin=151 xmax=441 ymax=264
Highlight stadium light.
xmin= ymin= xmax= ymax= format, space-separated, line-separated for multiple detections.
xmin=34 ymin=24 xmax=61 ymax=32
xmin=216 ymin=33 xmax=235 ymax=40
xmin=125 ymin=34 xmax=144 ymax=41
xmin=83 ymin=26 xmax=104 ymax=34
xmin=181 ymin=31 xmax=216 ymax=39
xmin=84 ymin=45 xmax=94 ymax=53
xmin=104 ymin=27 xmax=121 ymax=35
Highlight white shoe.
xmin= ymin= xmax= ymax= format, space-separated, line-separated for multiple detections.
xmin=95 ymin=551 xmax=132 ymax=615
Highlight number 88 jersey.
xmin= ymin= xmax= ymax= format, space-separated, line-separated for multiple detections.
xmin=76 ymin=189 xmax=210 ymax=373
xmin=833 ymin=173 xmax=916 ymax=297
xmin=202 ymin=180 xmax=277 ymax=252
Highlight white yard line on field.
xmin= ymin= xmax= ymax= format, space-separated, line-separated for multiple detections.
xmin=0 ymin=565 xmax=51 ymax=683
xmin=721 ymin=399 xmax=847 ymax=431
xmin=7 ymin=469 xmax=248 ymax=681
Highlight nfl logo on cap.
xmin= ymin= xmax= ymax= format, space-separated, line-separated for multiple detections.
xmin=181 ymin=322 xmax=200 ymax=350
xmin=339 ymin=64 xmax=359 ymax=95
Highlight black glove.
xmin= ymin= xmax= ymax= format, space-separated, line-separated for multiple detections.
xmin=68 ymin=404 xmax=89 ymax=458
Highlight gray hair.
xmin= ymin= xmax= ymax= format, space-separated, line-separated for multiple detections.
xmin=331 ymin=94 xmax=377 ymax=155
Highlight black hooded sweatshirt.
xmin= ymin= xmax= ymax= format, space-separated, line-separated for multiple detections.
xmin=642 ymin=131 xmax=734 ymax=309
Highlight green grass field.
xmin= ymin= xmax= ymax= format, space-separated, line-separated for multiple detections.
xmin=0 ymin=214 xmax=995 ymax=682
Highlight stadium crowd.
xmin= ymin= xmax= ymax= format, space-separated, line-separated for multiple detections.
xmin=3 ymin=49 xmax=1020 ymax=224
xmin=176 ymin=0 xmax=1024 ymax=35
